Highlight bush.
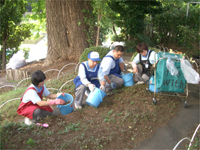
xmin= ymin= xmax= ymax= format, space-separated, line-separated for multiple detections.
xmin=110 ymin=34 xmax=124 ymax=42
xmin=124 ymin=40 xmax=136 ymax=52
xmin=79 ymin=46 xmax=110 ymax=63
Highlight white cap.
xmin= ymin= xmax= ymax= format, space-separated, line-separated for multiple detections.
xmin=88 ymin=51 xmax=101 ymax=61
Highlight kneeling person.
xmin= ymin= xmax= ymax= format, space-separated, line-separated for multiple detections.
xmin=17 ymin=70 xmax=65 ymax=125
xmin=132 ymin=43 xmax=157 ymax=84
xmin=73 ymin=51 xmax=106 ymax=109
xmin=100 ymin=45 xmax=125 ymax=91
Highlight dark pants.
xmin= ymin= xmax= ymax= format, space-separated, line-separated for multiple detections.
xmin=32 ymin=108 xmax=53 ymax=123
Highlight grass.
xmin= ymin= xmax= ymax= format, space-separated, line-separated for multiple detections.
xmin=0 ymin=71 xmax=195 ymax=149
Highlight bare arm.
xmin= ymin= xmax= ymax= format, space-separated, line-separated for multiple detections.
xmin=119 ymin=62 xmax=125 ymax=72
xmin=36 ymin=101 xmax=50 ymax=107
xmin=46 ymin=93 xmax=57 ymax=99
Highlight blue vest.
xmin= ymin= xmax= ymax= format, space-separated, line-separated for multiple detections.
xmin=105 ymin=55 xmax=121 ymax=78
xmin=73 ymin=62 xmax=100 ymax=88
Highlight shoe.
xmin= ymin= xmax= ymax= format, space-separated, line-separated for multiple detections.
xmin=136 ymin=81 xmax=144 ymax=85
xmin=75 ymin=103 xmax=82 ymax=109
xmin=24 ymin=117 xmax=33 ymax=125
xmin=85 ymin=90 xmax=90 ymax=97
xmin=36 ymin=123 xmax=49 ymax=128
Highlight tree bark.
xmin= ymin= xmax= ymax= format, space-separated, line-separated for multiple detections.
xmin=45 ymin=0 xmax=95 ymax=66
xmin=2 ymin=31 xmax=9 ymax=70
xmin=96 ymin=13 xmax=102 ymax=47
xmin=112 ymin=25 xmax=117 ymax=35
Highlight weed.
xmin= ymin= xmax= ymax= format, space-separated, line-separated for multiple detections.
xmin=26 ymin=138 xmax=37 ymax=146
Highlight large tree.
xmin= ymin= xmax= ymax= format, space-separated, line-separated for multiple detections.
xmin=44 ymin=0 xmax=95 ymax=66
xmin=0 ymin=0 xmax=28 ymax=70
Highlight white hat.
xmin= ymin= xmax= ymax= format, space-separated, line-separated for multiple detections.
xmin=88 ymin=51 xmax=101 ymax=61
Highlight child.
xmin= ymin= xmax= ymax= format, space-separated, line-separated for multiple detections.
xmin=17 ymin=70 xmax=65 ymax=125
xmin=132 ymin=43 xmax=157 ymax=84
xmin=73 ymin=51 xmax=106 ymax=109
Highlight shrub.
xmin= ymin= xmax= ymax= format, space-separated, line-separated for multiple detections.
xmin=124 ymin=40 xmax=136 ymax=52
xmin=110 ymin=34 xmax=124 ymax=42
xmin=79 ymin=46 xmax=110 ymax=63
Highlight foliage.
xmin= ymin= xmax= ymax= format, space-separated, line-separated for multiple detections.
xmin=151 ymin=1 xmax=199 ymax=51
xmin=90 ymin=0 xmax=117 ymax=44
xmin=7 ymin=23 xmax=34 ymax=50
xmin=25 ymin=0 xmax=46 ymax=37
xmin=124 ymin=40 xmax=136 ymax=52
xmin=79 ymin=46 xmax=110 ymax=63
xmin=108 ymin=0 xmax=162 ymax=39
xmin=135 ymin=33 xmax=155 ymax=47
xmin=0 ymin=0 xmax=32 ymax=70
xmin=110 ymin=34 xmax=124 ymax=42
xmin=82 ymin=9 xmax=96 ymax=47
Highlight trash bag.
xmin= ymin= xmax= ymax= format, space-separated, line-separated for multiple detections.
xmin=181 ymin=59 xmax=200 ymax=84
xmin=7 ymin=50 xmax=26 ymax=69
xmin=166 ymin=58 xmax=179 ymax=77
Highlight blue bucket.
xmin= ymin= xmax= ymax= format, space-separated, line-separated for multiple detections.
xmin=122 ymin=73 xmax=134 ymax=87
xmin=57 ymin=93 xmax=74 ymax=115
xmin=86 ymin=88 xmax=107 ymax=108
xmin=149 ymin=76 xmax=159 ymax=93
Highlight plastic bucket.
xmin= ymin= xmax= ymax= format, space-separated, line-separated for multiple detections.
xmin=122 ymin=73 xmax=134 ymax=87
xmin=57 ymin=93 xmax=74 ymax=115
xmin=149 ymin=76 xmax=159 ymax=93
xmin=86 ymin=88 xmax=107 ymax=108
xmin=149 ymin=84 xmax=160 ymax=93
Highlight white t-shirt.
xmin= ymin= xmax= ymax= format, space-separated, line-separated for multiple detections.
xmin=132 ymin=50 xmax=157 ymax=66
xmin=78 ymin=61 xmax=105 ymax=86
xmin=22 ymin=84 xmax=50 ymax=104
xmin=100 ymin=50 xmax=124 ymax=76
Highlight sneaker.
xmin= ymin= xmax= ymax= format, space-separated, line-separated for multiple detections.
xmin=85 ymin=90 xmax=90 ymax=97
xmin=24 ymin=117 xmax=33 ymax=125
xmin=136 ymin=81 xmax=144 ymax=85
xmin=75 ymin=103 xmax=82 ymax=109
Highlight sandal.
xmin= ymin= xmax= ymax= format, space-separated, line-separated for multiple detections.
xmin=36 ymin=123 xmax=49 ymax=128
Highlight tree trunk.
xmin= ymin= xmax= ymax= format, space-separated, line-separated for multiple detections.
xmin=112 ymin=25 xmax=117 ymax=35
xmin=2 ymin=31 xmax=9 ymax=70
xmin=96 ymin=13 xmax=102 ymax=47
xmin=45 ymin=0 xmax=95 ymax=66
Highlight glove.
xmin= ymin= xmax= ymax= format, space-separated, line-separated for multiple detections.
xmin=120 ymin=71 xmax=125 ymax=76
xmin=49 ymin=99 xmax=65 ymax=106
xmin=88 ymin=84 xmax=95 ymax=92
xmin=57 ymin=93 xmax=65 ymax=97
xmin=111 ymin=82 xmax=117 ymax=89
xmin=99 ymin=86 xmax=106 ymax=92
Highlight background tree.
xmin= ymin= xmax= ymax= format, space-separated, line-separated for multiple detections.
xmin=108 ymin=0 xmax=162 ymax=41
xmin=0 ymin=0 xmax=31 ymax=70
xmin=44 ymin=0 xmax=95 ymax=66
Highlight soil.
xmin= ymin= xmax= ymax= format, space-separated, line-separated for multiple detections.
xmin=0 ymin=53 xmax=184 ymax=149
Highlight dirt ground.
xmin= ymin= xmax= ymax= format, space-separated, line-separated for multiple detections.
xmin=0 ymin=52 xmax=185 ymax=149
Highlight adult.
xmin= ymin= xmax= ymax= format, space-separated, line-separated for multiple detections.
xmin=73 ymin=51 xmax=106 ymax=109
xmin=100 ymin=45 xmax=125 ymax=91
xmin=17 ymin=70 xmax=65 ymax=125
xmin=132 ymin=43 xmax=157 ymax=84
